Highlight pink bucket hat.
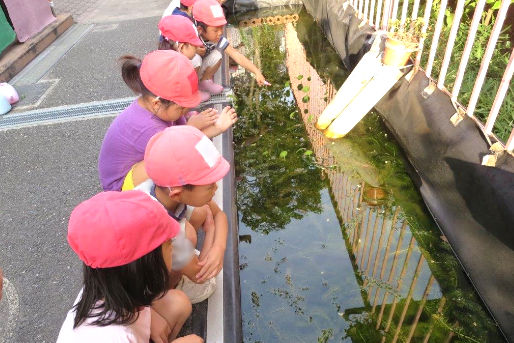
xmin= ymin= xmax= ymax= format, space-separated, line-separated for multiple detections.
xmin=140 ymin=50 xmax=201 ymax=108
xmin=144 ymin=125 xmax=230 ymax=187
xmin=68 ymin=191 xmax=180 ymax=268
xmin=181 ymin=0 xmax=196 ymax=6
xmin=193 ymin=0 xmax=227 ymax=26
xmin=159 ymin=15 xmax=203 ymax=47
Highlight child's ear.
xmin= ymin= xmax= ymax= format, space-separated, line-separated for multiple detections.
xmin=167 ymin=187 xmax=182 ymax=199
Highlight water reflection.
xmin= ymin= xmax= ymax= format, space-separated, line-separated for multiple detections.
xmin=232 ymin=9 xmax=504 ymax=343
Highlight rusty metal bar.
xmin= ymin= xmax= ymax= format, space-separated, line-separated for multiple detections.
xmin=425 ymin=0 xmax=448 ymax=77
xmin=406 ymin=275 xmax=436 ymax=343
xmin=391 ymin=254 xmax=426 ymax=343
xmin=360 ymin=208 xmax=375 ymax=268
xmin=381 ymin=0 xmax=392 ymax=30
xmin=372 ymin=211 xmax=403 ymax=313
xmin=466 ymin=0 xmax=510 ymax=117
xmin=423 ymin=297 xmax=447 ymax=343
xmin=484 ymin=48 xmax=514 ymax=134
xmin=414 ymin=0 xmax=434 ymax=68
xmin=451 ymin=0 xmax=486 ymax=100
xmin=391 ymin=0 xmax=400 ymax=23
xmin=384 ymin=237 xmax=416 ymax=332
xmin=411 ymin=0 xmax=420 ymax=19
xmin=400 ymin=0 xmax=409 ymax=25
xmin=364 ymin=211 xmax=381 ymax=274
xmin=375 ymin=0 xmax=384 ymax=30
xmin=369 ymin=0 xmax=377 ymax=26
xmin=375 ymin=224 xmax=409 ymax=326
xmin=507 ymin=129 xmax=514 ymax=152
xmin=368 ymin=213 xmax=389 ymax=292
xmin=364 ymin=0 xmax=371 ymax=22
xmin=437 ymin=0 xmax=466 ymax=88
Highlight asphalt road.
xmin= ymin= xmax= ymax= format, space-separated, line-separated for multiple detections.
xmin=0 ymin=1 xmax=171 ymax=341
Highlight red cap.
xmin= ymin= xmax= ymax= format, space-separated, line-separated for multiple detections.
xmin=193 ymin=0 xmax=227 ymax=26
xmin=159 ymin=15 xmax=203 ymax=47
xmin=144 ymin=125 xmax=230 ymax=187
xmin=181 ymin=0 xmax=196 ymax=6
xmin=68 ymin=191 xmax=180 ymax=268
xmin=140 ymin=50 xmax=201 ymax=108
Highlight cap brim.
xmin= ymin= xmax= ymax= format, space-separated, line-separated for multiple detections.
xmin=189 ymin=36 xmax=204 ymax=47
xmin=192 ymin=157 xmax=230 ymax=185
xmin=173 ymin=89 xmax=203 ymax=108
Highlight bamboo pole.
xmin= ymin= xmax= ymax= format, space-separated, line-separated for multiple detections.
xmin=383 ymin=236 xmax=416 ymax=331
xmin=375 ymin=223 xmax=409 ymax=326
xmin=422 ymin=297 xmax=447 ymax=343
xmin=391 ymin=254 xmax=426 ymax=343
xmin=406 ymin=276 xmax=435 ymax=343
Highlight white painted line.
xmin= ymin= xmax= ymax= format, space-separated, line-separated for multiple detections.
xmin=206 ymin=122 xmax=225 ymax=343
xmin=1 ymin=277 xmax=20 ymax=343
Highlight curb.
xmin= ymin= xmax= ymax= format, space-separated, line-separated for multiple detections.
xmin=0 ymin=14 xmax=74 ymax=82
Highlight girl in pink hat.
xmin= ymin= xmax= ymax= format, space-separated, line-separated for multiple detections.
xmin=57 ymin=191 xmax=203 ymax=343
xmin=98 ymin=50 xmax=237 ymax=193
xmin=158 ymin=14 xmax=211 ymax=102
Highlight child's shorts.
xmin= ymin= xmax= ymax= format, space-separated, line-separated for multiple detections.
xmin=198 ymin=50 xmax=223 ymax=79
xmin=121 ymin=165 xmax=136 ymax=191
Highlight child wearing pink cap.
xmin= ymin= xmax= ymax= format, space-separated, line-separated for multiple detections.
xmin=57 ymin=191 xmax=203 ymax=343
xmin=131 ymin=125 xmax=230 ymax=303
xmin=98 ymin=50 xmax=238 ymax=192
xmin=192 ymin=0 xmax=270 ymax=95
xmin=158 ymin=14 xmax=211 ymax=102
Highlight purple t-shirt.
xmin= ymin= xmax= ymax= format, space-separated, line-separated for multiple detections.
xmin=98 ymin=100 xmax=186 ymax=191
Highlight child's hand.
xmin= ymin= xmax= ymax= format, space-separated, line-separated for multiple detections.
xmin=214 ymin=106 xmax=238 ymax=133
xmin=196 ymin=245 xmax=225 ymax=283
xmin=255 ymin=72 xmax=269 ymax=86
xmin=196 ymin=46 xmax=206 ymax=57
xmin=187 ymin=108 xmax=218 ymax=130
xmin=172 ymin=334 xmax=204 ymax=343
xmin=150 ymin=308 xmax=172 ymax=343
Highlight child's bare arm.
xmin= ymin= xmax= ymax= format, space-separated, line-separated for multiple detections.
xmin=196 ymin=200 xmax=228 ymax=282
xmin=201 ymin=106 xmax=238 ymax=138
xmin=172 ymin=335 xmax=204 ymax=343
xmin=225 ymin=45 xmax=267 ymax=85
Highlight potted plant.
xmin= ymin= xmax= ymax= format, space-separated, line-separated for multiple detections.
xmin=383 ymin=18 xmax=425 ymax=67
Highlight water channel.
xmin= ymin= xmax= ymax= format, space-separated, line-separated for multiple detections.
xmin=229 ymin=8 xmax=505 ymax=343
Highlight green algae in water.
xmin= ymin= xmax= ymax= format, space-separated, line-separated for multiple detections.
xmin=232 ymin=9 xmax=505 ymax=342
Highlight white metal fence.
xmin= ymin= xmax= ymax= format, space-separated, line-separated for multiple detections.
xmin=349 ymin=0 xmax=514 ymax=152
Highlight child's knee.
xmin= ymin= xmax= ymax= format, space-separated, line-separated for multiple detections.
xmin=167 ymin=289 xmax=192 ymax=319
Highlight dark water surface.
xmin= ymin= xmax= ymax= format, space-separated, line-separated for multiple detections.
xmin=230 ymin=8 xmax=505 ymax=343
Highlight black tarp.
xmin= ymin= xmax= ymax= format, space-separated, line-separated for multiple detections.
xmin=301 ymin=0 xmax=514 ymax=340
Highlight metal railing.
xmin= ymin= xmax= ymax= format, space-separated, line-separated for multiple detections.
xmin=349 ymin=0 xmax=514 ymax=152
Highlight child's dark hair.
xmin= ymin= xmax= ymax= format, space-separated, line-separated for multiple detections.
xmin=179 ymin=3 xmax=188 ymax=10
xmin=158 ymin=36 xmax=178 ymax=51
xmin=195 ymin=20 xmax=208 ymax=31
xmin=119 ymin=55 xmax=173 ymax=107
xmin=73 ymin=245 xmax=170 ymax=328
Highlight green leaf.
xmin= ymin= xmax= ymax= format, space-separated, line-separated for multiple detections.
xmin=491 ymin=0 xmax=501 ymax=9
xmin=308 ymin=114 xmax=314 ymax=122
xmin=297 ymin=83 xmax=304 ymax=90
xmin=302 ymin=86 xmax=310 ymax=93
xmin=297 ymin=75 xmax=304 ymax=80
xmin=279 ymin=150 xmax=288 ymax=158
xmin=304 ymin=150 xmax=313 ymax=156
xmin=289 ymin=111 xmax=296 ymax=119
xmin=307 ymin=76 xmax=312 ymax=81
xmin=302 ymin=95 xmax=310 ymax=103
xmin=284 ymin=81 xmax=290 ymax=87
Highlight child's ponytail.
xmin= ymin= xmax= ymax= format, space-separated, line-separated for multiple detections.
xmin=119 ymin=55 xmax=150 ymax=95
xmin=158 ymin=35 xmax=178 ymax=51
